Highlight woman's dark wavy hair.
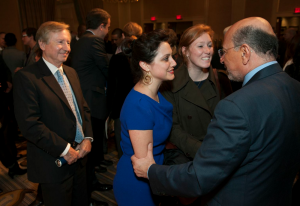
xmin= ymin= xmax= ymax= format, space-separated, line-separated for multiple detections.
xmin=121 ymin=30 xmax=169 ymax=83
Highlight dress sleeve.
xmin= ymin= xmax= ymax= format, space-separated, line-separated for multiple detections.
xmin=124 ymin=99 xmax=155 ymax=130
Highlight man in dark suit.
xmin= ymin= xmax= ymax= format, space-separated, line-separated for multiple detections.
xmin=131 ymin=17 xmax=300 ymax=206
xmin=71 ymin=8 xmax=112 ymax=206
xmin=14 ymin=21 xmax=93 ymax=206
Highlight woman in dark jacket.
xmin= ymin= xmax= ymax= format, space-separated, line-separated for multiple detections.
xmin=160 ymin=23 xmax=232 ymax=206
xmin=162 ymin=24 xmax=232 ymax=160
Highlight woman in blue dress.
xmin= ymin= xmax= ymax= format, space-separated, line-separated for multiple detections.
xmin=113 ymin=30 xmax=177 ymax=205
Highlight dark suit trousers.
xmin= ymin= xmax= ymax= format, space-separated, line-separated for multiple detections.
xmin=0 ymin=100 xmax=17 ymax=168
xmin=40 ymin=162 xmax=88 ymax=206
xmin=86 ymin=117 xmax=105 ymax=202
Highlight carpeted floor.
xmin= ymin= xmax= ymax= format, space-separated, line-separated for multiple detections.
xmin=0 ymin=138 xmax=119 ymax=206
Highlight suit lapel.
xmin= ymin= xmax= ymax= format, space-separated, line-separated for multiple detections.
xmin=244 ymin=63 xmax=283 ymax=86
xmin=172 ymin=66 xmax=212 ymax=114
xmin=38 ymin=59 xmax=72 ymax=112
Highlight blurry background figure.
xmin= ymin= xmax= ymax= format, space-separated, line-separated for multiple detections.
xmin=0 ymin=51 xmax=27 ymax=181
xmin=22 ymin=27 xmax=37 ymax=67
xmin=283 ymin=34 xmax=300 ymax=71
xmin=65 ymin=24 xmax=86 ymax=66
xmin=123 ymin=22 xmax=142 ymax=38
xmin=107 ymin=23 xmax=143 ymax=159
xmin=283 ymin=29 xmax=300 ymax=206
xmin=111 ymin=28 xmax=125 ymax=54
xmin=163 ymin=28 xmax=182 ymax=70
xmin=0 ymin=32 xmax=6 ymax=51
xmin=2 ymin=33 xmax=26 ymax=77
xmin=277 ymin=28 xmax=298 ymax=67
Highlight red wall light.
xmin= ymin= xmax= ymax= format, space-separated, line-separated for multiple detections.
xmin=176 ymin=15 xmax=182 ymax=20
xmin=295 ymin=8 xmax=300 ymax=13
xmin=151 ymin=16 xmax=156 ymax=21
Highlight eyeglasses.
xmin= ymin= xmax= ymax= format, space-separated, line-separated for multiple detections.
xmin=22 ymin=34 xmax=27 ymax=37
xmin=218 ymin=45 xmax=241 ymax=58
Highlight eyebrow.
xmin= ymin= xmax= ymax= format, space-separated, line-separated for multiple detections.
xmin=161 ymin=53 xmax=171 ymax=59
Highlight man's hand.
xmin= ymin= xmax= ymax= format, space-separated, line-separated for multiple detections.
xmin=131 ymin=143 xmax=156 ymax=179
xmin=5 ymin=82 xmax=12 ymax=93
xmin=14 ymin=67 xmax=23 ymax=73
xmin=76 ymin=139 xmax=92 ymax=158
xmin=63 ymin=147 xmax=79 ymax=165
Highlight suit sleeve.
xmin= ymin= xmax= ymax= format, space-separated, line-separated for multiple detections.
xmin=161 ymin=87 xmax=203 ymax=157
xmin=92 ymin=38 xmax=109 ymax=79
xmin=148 ymin=99 xmax=251 ymax=197
xmin=13 ymin=71 xmax=68 ymax=157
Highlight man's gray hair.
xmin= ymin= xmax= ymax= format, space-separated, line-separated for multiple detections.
xmin=36 ymin=21 xmax=70 ymax=44
xmin=232 ymin=26 xmax=278 ymax=59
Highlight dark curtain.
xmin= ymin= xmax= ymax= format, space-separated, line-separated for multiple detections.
xmin=18 ymin=0 xmax=55 ymax=30
xmin=73 ymin=0 xmax=103 ymax=25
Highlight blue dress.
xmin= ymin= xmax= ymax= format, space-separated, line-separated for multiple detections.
xmin=113 ymin=89 xmax=173 ymax=206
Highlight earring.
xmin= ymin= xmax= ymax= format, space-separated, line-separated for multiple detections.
xmin=143 ymin=71 xmax=152 ymax=85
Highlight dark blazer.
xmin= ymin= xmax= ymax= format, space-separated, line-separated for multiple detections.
xmin=160 ymin=65 xmax=220 ymax=158
xmin=71 ymin=31 xmax=109 ymax=120
xmin=107 ymin=52 xmax=134 ymax=119
xmin=13 ymin=59 xmax=93 ymax=183
xmin=149 ymin=63 xmax=300 ymax=206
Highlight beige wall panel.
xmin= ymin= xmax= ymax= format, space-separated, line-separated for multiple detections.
xmin=131 ymin=2 xmax=142 ymax=26
xmin=207 ymin=0 xmax=232 ymax=39
xmin=55 ymin=3 xmax=78 ymax=33
xmin=103 ymin=2 xmax=120 ymax=36
xmin=0 ymin=0 xmax=23 ymax=50
xmin=244 ymin=0 xmax=273 ymax=22
xmin=278 ymin=0 xmax=300 ymax=13
xmin=143 ymin=0 xmax=205 ymax=21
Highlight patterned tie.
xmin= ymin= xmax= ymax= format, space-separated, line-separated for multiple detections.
xmin=56 ymin=68 xmax=84 ymax=143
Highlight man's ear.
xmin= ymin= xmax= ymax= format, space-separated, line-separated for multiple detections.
xmin=240 ymin=44 xmax=251 ymax=65
xmin=38 ymin=40 xmax=46 ymax=51
xmin=122 ymin=33 xmax=125 ymax=39
xmin=139 ymin=61 xmax=149 ymax=72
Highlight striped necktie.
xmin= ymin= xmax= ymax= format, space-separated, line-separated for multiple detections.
xmin=56 ymin=68 xmax=84 ymax=143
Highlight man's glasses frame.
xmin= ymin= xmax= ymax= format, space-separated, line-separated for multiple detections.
xmin=218 ymin=45 xmax=241 ymax=58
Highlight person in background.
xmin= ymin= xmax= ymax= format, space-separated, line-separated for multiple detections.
xmin=163 ymin=29 xmax=182 ymax=70
xmin=113 ymin=30 xmax=176 ymax=206
xmin=22 ymin=27 xmax=38 ymax=66
xmin=283 ymin=34 xmax=300 ymax=71
xmin=71 ymin=8 xmax=113 ymax=206
xmin=160 ymin=24 xmax=231 ymax=205
xmin=123 ymin=22 xmax=143 ymax=38
xmin=111 ymin=28 xmax=125 ymax=54
xmin=2 ymin=33 xmax=26 ymax=77
xmin=107 ymin=25 xmax=143 ymax=160
xmin=132 ymin=17 xmax=300 ymax=206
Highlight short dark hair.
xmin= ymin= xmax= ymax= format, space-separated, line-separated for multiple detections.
xmin=112 ymin=28 xmax=124 ymax=38
xmin=23 ymin=27 xmax=37 ymax=41
xmin=86 ymin=8 xmax=110 ymax=30
xmin=0 ymin=32 xmax=5 ymax=35
xmin=5 ymin=33 xmax=17 ymax=46
xmin=122 ymin=30 xmax=169 ymax=83
xmin=232 ymin=26 xmax=278 ymax=59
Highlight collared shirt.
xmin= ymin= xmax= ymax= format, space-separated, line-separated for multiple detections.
xmin=115 ymin=46 xmax=122 ymax=54
xmin=86 ymin=30 xmax=95 ymax=35
xmin=243 ymin=61 xmax=277 ymax=86
xmin=43 ymin=58 xmax=90 ymax=156
xmin=76 ymin=36 xmax=79 ymax=41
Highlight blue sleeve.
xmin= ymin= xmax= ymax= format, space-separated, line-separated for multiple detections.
xmin=124 ymin=98 xmax=155 ymax=130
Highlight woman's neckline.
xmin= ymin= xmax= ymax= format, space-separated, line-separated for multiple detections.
xmin=133 ymin=88 xmax=160 ymax=104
